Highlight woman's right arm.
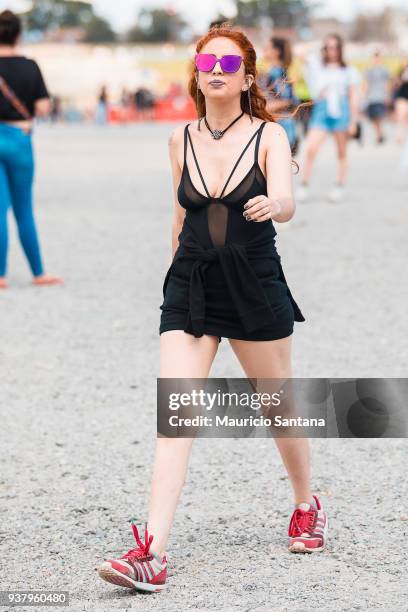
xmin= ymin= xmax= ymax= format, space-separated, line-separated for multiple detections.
xmin=167 ymin=125 xmax=186 ymax=258
xmin=301 ymin=51 xmax=322 ymax=99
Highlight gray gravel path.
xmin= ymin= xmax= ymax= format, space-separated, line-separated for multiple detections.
xmin=0 ymin=124 xmax=407 ymax=611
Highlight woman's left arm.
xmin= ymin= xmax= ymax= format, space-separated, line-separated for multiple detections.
xmin=243 ymin=122 xmax=295 ymax=224
xmin=348 ymin=66 xmax=362 ymax=135
xmin=348 ymin=83 xmax=360 ymax=134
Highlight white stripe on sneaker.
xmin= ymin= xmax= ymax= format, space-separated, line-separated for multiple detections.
xmin=152 ymin=558 xmax=163 ymax=572
xmin=137 ymin=564 xmax=144 ymax=582
xmin=145 ymin=562 xmax=153 ymax=580
xmin=143 ymin=563 xmax=150 ymax=582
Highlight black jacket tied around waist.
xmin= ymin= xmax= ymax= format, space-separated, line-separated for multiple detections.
xmin=162 ymin=226 xmax=305 ymax=339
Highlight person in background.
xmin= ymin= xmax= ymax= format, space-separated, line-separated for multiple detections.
xmin=293 ymin=73 xmax=313 ymax=137
xmin=95 ymin=85 xmax=109 ymax=125
xmin=120 ymin=87 xmax=131 ymax=108
xmin=50 ymin=95 xmax=62 ymax=123
xmin=134 ymin=87 xmax=155 ymax=120
xmin=0 ymin=9 xmax=62 ymax=289
xmin=363 ymin=50 xmax=391 ymax=144
xmin=297 ymin=34 xmax=361 ymax=203
xmin=400 ymin=135 xmax=408 ymax=171
xmin=393 ymin=60 xmax=408 ymax=145
xmin=262 ymin=36 xmax=299 ymax=154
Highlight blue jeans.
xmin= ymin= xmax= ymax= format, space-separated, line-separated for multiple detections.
xmin=0 ymin=124 xmax=44 ymax=277
xmin=309 ymin=97 xmax=351 ymax=133
xmin=95 ymin=101 xmax=108 ymax=125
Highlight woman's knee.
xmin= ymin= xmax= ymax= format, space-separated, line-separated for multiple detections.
xmin=305 ymin=142 xmax=319 ymax=159
xmin=305 ymin=136 xmax=324 ymax=159
xmin=337 ymin=146 xmax=348 ymax=162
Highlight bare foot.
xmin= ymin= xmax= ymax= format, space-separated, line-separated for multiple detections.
xmin=32 ymin=274 xmax=64 ymax=286
xmin=0 ymin=277 xmax=7 ymax=289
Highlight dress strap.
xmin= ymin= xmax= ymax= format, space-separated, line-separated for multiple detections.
xmin=219 ymin=121 xmax=267 ymax=199
xmin=254 ymin=121 xmax=267 ymax=163
xmin=183 ymin=123 xmax=190 ymax=164
xmin=185 ymin=124 xmax=211 ymax=198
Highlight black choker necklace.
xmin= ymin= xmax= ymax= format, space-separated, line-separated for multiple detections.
xmin=201 ymin=111 xmax=244 ymax=139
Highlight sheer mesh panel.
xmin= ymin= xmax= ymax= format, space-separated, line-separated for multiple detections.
xmin=178 ymin=167 xmax=209 ymax=207
xmin=220 ymin=165 xmax=258 ymax=204
xmin=207 ymin=202 xmax=228 ymax=246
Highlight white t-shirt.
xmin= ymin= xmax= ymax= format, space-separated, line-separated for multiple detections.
xmin=305 ymin=55 xmax=361 ymax=117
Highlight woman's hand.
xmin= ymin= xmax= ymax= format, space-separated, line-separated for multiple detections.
xmin=243 ymin=195 xmax=282 ymax=222
xmin=348 ymin=121 xmax=358 ymax=137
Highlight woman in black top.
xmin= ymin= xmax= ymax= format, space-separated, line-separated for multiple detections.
xmin=0 ymin=10 xmax=62 ymax=289
xmin=98 ymin=24 xmax=328 ymax=593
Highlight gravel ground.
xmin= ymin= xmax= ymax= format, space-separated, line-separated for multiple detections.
xmin=1 ymin=123 xmax=407 ymax=612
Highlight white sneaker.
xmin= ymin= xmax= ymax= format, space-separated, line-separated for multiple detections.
xmin=296 ymin=184 xmax=309 ymax=203
xmin=328 ymin=184 xmax=345 ymax=203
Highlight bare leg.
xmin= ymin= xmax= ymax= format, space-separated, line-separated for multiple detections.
xmin=372 ymin=118 xmax=384 ymax=142
xmin=229 ymin=335 xmax=313 ymax=506
xmin=395 ymin=99 xmax=408 ymax=144
xmin=333 ymin=131 xmax=348 ymax=184
xmin=300 ymin=128 xmax=327 ymax=185
xmin=147 ymin=331 xmax=219 ymax=556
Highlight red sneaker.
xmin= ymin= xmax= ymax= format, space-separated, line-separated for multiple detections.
xmin=98 ymin=523 xmax=167 ymax=592
xmin=288 ymin=494 xmax=328 ymax=553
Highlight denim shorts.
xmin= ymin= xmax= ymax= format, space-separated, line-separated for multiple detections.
xmin=367 ymin=102 xmax=387 ymax=120
xmin=309 ymin=97 xmax=350 ymax=132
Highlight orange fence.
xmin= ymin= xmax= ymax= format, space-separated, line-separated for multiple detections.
xmin=108 ymin=96 xmax=197 ymax=123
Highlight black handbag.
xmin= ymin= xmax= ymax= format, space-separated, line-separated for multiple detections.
xmin=350 ymin=121 xmax=363 ymax=145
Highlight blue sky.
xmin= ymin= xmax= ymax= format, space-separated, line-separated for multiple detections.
xmin=1 ymin=0 xmax=407 ymax=32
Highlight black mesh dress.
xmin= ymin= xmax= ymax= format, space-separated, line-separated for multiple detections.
xmin=159 ymin=120 xmax=305 ymax=342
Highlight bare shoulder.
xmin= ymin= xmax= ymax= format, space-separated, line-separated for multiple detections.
xmin=168 ymin=124 xmax=189 ymax=175
xmin=263 ymin=120 xmax=289 ymax=141
xmin=168 ymin=123 xmax=187 ymax=150
xmin=262 ymin=121 xmax=291 ymax=157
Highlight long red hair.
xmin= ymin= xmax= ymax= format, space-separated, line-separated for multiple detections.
xmin=188 ymin=22 xmax=275 ymax=123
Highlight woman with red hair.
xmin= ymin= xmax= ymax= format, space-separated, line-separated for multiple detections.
xmin=98 ymin=23 xmax=328 ymax=593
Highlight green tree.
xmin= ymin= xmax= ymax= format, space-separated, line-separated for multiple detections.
xmin=22 ymin=0 xmax=116 ymax=42
xmin=234 ymin=0 xmax=309 ymax=29
xmin=84 ymin=15 xmax=116 ymax=43
xmin=24 ymin=0 xmax=93 ymax=31
xmin=127 ymin=8 xmax=188 ymax=43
